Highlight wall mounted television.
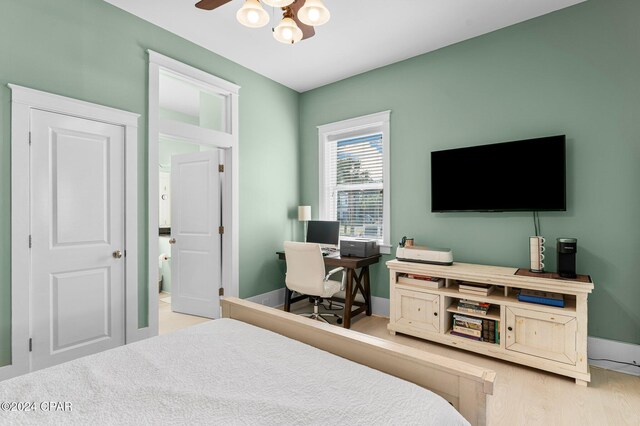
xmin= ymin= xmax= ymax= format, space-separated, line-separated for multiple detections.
xmin=431 ymin=135 xmax=566 ymax=212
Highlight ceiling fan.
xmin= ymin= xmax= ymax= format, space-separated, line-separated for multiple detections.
xmin=195 ymin=0 xmax=330 ymax=44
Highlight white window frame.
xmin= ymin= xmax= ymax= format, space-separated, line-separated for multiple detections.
xmin=318 ymin=111 xmax=391 ymax=254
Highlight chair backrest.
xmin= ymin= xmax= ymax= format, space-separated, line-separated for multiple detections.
xmin=284 ymin=241 xmax=326 ymax=297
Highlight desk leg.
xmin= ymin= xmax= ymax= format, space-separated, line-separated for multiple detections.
xmin=363 ymin=266 xmax=372 ymax=316
xmin=343 ymin=268 xmax=354 ymax=328
xmin=284 ymin=287 xmax=292 ymax=312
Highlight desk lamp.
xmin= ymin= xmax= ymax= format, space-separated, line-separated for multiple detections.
xmin=298 ymin=206 xmax=311 ymax=242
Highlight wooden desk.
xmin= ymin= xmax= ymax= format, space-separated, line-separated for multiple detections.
xmin=276 ymin=251 xmax=381 ymax=328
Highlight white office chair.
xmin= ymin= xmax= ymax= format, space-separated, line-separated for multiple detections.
xmin=284 ymin=241 xmax=345 ymax=324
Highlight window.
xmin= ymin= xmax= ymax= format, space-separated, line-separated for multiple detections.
xmin=318 ymin=111 xmax=390 ymax=254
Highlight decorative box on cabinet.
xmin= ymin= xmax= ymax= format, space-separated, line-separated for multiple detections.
xmin=387 ymin=260 xmax=593 ymax=385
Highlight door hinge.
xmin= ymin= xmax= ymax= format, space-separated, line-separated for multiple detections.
xmin=219 ymin=287 xmax=224 ymax=297
xmin=29 ymin=132 xmax=32 ymax=145
xmin=218 ymin=226 xmax=224 ymax=234
xmin=29 ymin=338 xmax=32 ymax=352
xmin=218 ymin=164 xmax=224 ymax=172
xmin=28 ymin=235 xmax=32 ymax=248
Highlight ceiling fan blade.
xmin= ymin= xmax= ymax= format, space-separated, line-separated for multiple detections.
xmin=195 ymin=0 xmax=233 ymax=11
xmin=289 ymin=0 xmax=315 ymax=40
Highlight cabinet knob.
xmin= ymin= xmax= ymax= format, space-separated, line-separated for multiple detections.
xmin=433 ymin=312 xmax=438 ymax=317
xmin=508 ymin=326 xmax=513 ymax=331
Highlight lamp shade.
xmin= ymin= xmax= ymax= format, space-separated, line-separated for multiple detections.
xmin=298 ymin=206 xmax=311 ymax=221
xmin=236 ymin=0 xmax=270 ymax=28
xmin=297 ymin=0 xmax=330 ymax=26
xmin=262 ymin=0 xmax=294 ymax=7
xmin=273 ymin=16 xmax=303 ymax=44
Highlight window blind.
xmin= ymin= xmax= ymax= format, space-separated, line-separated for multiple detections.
xmin=325 ymin=134 xmax=384 ymax=240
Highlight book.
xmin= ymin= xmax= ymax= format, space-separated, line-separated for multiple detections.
xmin=482 ymin=319 xmax=490 ymax=342
xmin=453 ymin=325 xmax=481 ymax=337
xmin=456 ymin=300 xmax=490 ymax=315
xmin=518 ymin=289 xmax=565 ymax=307
xmin=397 ymin=274 xmax=444 ymax=289
xmin=450 ymin=331 xmax=482 ymax=341
xmin=458 ymin=282 xmax=495 ymax=296
xmin=459 ymin=299 xmax=490 ymax=308
xmin=451 ymin=317 xmax=500 ymax=344
xmin=453 ymin=314 xmax=483 ymax=324
xmin=456 ymin=306 xmax=489 ymax=315
xmin=453 ymin=316 xmax=482 ymax=331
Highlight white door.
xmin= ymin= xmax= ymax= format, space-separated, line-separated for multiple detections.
xmin=30 ymin=109 xmax=126 ymax=371
xmin=170 ymin=150 xmax=222 ymax=318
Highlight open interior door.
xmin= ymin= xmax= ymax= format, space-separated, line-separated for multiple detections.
xmin=170 ymin=149 xmax=221 ymax=319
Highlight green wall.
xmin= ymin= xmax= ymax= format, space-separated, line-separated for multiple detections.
xmin=299 ymin=0 xmax=640 ymax=344
xmin=0 ymin=0 xmax=300 ymax=366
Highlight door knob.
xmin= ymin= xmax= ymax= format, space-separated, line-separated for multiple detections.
xmin=169 ymin=238 xmax=176 ymax=244
xmin=113 ymin=250 xmax=123 ymax=259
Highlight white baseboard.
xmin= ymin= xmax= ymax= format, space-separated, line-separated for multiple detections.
xmin=245 ymin=288 xmax=391 ymax=316
xmin=244 ymin=287 xmax=286 ymax=308
xmin=371 ymin=295 xmax=390 ymax=317
xmin=588 ymin=336 xmax=640 ymax=376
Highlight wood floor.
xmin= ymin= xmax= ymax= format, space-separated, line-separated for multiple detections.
xmin=158 ymin=294 xmax=210 ymax=335
xmin=288 ymin=300 xmax=640 ymax=426
xmin=159 ymin=297 xmax=640 ymax=425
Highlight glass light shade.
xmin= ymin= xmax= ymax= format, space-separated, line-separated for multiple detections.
xmin=297 ymin=0 xmax=330 ymax=26
xmin=298 ymin=206 xmax=311 ymax=221
xmin=236 ymin=0 xmax=270 ymax=28
xmin=262 ymin=0 xmax=294 ymax=7
xmin=273 ymin=17 xmax=303 ymax=44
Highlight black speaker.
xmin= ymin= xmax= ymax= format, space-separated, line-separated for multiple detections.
xmin=557 ymin=238 xmax=577 ymax=278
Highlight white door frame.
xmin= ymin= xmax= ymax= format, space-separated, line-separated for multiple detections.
xmin=147 ymin=50 xmax=240 ymax=336
xmin=1 ymin=85 xmax=139 ymax=380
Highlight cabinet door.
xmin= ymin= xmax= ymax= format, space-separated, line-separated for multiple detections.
xmin=394 ymin=288 xmax=440 ymax=333
xmin=505 ymin=306 xmax=577 ymax=365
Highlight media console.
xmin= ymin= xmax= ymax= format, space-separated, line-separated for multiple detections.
xmin=386 ymin=260 xmax=594 ymax=385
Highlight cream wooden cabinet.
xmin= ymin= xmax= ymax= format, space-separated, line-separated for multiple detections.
xmin=394 ymin=288 xmax=440 ymax=333
xmin=387 ymin=260 xmax=594 ymax=385
xmin=505 ymin=306 xmax=577 ymax=365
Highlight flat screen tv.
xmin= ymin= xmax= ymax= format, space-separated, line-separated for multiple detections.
xmin=431 ymin=135 xmax=566 ymax=212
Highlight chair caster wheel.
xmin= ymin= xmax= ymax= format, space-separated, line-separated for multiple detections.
xmin=337 ymin=318 xmax=343 ymax=324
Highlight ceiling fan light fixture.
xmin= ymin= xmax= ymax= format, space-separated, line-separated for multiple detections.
xmin=297 ymin=0 xmax=330 ymax=26
xmin=236 ymin=0 xmax=270 ymax=28
xmin=262 ymin=0 xmax=295 ymax=7
xmin=273 ymin=16 xmax=303 ymax=44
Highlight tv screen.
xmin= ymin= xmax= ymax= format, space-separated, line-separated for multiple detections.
xmin=431 ymin=135 xmax=566 ymax=212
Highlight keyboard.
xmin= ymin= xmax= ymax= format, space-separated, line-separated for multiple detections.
xmin=321 ymin=248 xmax=339 ymax=257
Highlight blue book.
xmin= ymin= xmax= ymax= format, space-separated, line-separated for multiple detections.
xmin=518 ymin=290 xmax=565 ymax=308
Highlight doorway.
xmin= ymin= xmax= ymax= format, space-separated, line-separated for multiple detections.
xmin=3 ymin=85 xmax=139 ymax=380
xmin=148 ymin=51 xmax=240 ymax=333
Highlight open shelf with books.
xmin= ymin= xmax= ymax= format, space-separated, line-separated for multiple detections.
xmin=445 ymin=304 xmax=501 ymax=321
xmin=439 ymin=283 xmax=577 ymax=314
xmin=387 ymin=260 xmax=594 ymax=385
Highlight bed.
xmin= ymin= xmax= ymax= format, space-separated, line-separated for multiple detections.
xmin=0 ymin=298 xmax=494 ymax=425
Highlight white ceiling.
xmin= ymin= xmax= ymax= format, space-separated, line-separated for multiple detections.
xmin=104 ymin=0 xmax=585 ymax=92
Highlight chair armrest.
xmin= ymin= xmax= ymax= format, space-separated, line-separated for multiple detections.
xmin=324 ymin=267 xmax=344 ymax=282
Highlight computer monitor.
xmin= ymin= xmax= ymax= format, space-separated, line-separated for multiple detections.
xmin=306 ymin=220 xmax=340 ymax=247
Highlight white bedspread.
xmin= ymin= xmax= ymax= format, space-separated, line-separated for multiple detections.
xmin=0 ymin=319 xmax=468 ymax=425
